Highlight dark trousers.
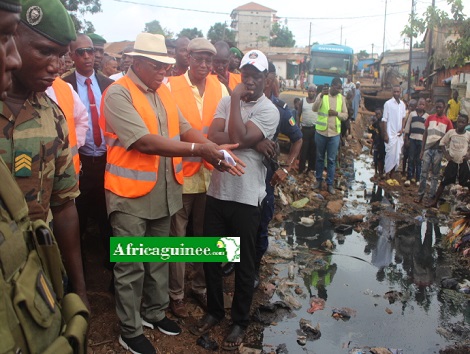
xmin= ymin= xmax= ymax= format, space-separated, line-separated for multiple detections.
xmin=255 ymin=167 xmax=275 ymax=267
xmin=407 ymin=139 xmax=422 ymax=180
xmin=299 ymin=126 xmax=316 ymax=173
xmin=76 ymin=154 xmax=113 ymax=264
xmin=203 ymin=196 xmax=261 ymax=328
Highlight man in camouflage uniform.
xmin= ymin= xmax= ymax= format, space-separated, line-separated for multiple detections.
xmin=0 ymin=0 xmax=88 ymax=308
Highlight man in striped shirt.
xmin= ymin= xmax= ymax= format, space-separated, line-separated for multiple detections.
xmin=414 ymin=99 xmax=453 ymax=204
xmin=404 ymin=98 xmax=428 ymax=185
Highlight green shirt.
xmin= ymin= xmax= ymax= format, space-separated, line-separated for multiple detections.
xmin=0 ymin=93 xmax=79 ymax=222
xmin=102 ymin=68 xmax=192 ymax=220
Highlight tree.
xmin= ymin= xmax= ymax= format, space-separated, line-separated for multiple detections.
xmin=401 ymin=0 xmax=469 ymax=67
xmin=207 ymin=23 xmax=236 ymax=43
xmin=144 ymin=20 xmax=173 ymax=38
xmin=269 ymin=22 xmax=295 ymax=47
xmin=413 ymin=41 xmax=425 ymax=48
xmin=178 ymin=28 xmax=204 ymax=40
xmin=357 ymin=50 xmax=369 ymax=59
xmin=60 ymin=0 xmax=101 ymax=32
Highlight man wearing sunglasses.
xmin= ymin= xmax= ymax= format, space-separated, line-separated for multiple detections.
xmin=166 ymin=37 xmax=229 ymax=319
xmin=101 ymin=32 xmax=243 ymax=354
xmin=63 ymin=34 xmax=114 ymax=272
xmin=0 ymin=0 xmax=89 ymax=309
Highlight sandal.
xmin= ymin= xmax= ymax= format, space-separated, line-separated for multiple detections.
xmin=188 ymin=314 xmax=220 ymax=336
xmin=222 ymin=324 xmax=245 ymax=351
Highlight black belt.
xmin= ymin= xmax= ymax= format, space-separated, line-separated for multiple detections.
xmin=302 ymin=125 xmax=316 ymax=128
xmin=79 ymin=153 xmax=107 ymax=163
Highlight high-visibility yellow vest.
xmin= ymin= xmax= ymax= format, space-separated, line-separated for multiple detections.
xmin=316 ymin=94 xmax=343 ymax=133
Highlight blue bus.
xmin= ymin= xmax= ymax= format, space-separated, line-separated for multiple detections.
xmin=308 ymin=44 xmax=354 ymax=86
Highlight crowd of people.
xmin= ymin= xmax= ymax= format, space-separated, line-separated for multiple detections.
xmin=367 ymin=87 xmax=470 ymax=208
xmin=1 ymin=1 xmax=469 ymax=354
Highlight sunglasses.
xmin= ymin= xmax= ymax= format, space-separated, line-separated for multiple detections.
xmin=141 ymin=59 xmax=172 ymax=72
xmin=190 ymin=54 xmax=213 ymax=66
xmin=75 ymin=47 xmax=95 ymax=56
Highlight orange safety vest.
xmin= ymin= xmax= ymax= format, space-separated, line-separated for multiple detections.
xmin=51 ymin=77 xmax=80 ymax=177
xmin=229 ymin=73 xmax=241 ymax=91
xmin=99 ymin=76 xmax=183 ymax=198
xmin=168 ymin=74 xmax=222 ymax=177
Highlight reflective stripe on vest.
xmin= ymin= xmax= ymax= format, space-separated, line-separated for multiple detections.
xmin=316 ymin=94 xmax=343 ymax=133
xmin=168 ymin=74 xmax=222 ymax=177
xmin=52 ymin=77 xmax=80 ymax=178
xmin=99 ymin=76 xmax=183 ymax=198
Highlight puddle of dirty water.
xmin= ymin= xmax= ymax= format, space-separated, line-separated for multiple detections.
xmin=260 ymin=155 xmax=468 ymax=353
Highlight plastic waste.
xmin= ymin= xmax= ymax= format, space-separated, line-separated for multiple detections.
xmin=292 ymin=197 xmax=309 ymax=209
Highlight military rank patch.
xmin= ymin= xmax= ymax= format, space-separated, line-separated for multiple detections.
xmin=14 ymin=151 xmax=32 ymax=177
xmin=289 ymin=117 xmax=296 ymax=126
xmin=36 ymin=271 xmax=56 ymax=313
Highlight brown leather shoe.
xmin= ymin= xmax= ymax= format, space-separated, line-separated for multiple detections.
xmin=192 ymin=291 xmax=207 ymax=310
xmin=170 ymin=299 xmax=188 ymax=318
xmin=189 ymin=313 xmax=220 ymax=336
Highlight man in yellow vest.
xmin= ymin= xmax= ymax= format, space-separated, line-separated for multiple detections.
xmin=101 ymin=32 xmax=242 ymax=354
xmin=46 ymin=77 xmax=89 ymax=177
xmin=166 ymin=37 xmax=229 ymax=318
xmin=312 ymin=77 xmax=348 ymax=194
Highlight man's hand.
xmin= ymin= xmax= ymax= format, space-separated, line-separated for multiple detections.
xmin=270 ymin=168 xmax=288 ymax=186
xmin=255 ymin=138 xmax=276 ymax=159
xmin=328 ymin=109 xmax=338 ymax=117
xmin=321 ymin=86 xmax=329 ymax=96
xmin=218 ymin=143 xmax=246 ymax=176
xmin=232 ymin=83 xmax=253 ymax=102
xmin=216 ymin=72 xmax=229 ymax=87
xmin=384 ymin=133 xmax=389 ymax=144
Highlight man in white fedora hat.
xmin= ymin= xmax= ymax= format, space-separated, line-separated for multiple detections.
xmin=100 ymin=32 xmax=244 ymax=354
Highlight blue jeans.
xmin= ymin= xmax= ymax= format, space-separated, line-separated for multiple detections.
xmin=418 ymin=149 xmax=442 ymax=198
xmin=315 ymin=132 xmax=340 ymax=186
xmin=407 ymin=139 xmax=422 ymax=180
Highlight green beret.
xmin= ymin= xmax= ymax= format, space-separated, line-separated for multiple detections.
xmin=230 ymin=47 xmax=243 ymax=59
xmin=20 ymin=0 xmax=76 ymax=46
xmin=87 ymin=33 xmax=106 ymax=46
xmin=0 ymin=0 xmax=21 ymax=13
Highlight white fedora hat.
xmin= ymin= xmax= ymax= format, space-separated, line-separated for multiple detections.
xmin=126 ymin=33 xmax=175 ymax=64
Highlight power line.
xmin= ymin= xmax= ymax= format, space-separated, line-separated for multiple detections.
xmin=110 ymin=0 xmax=409 ymax=21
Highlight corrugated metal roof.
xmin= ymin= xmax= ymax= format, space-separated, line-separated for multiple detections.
xmin=104 ymin=41 xmax=134 ymax=56
xmin=233 ymin=2 xmax=276 ymax=12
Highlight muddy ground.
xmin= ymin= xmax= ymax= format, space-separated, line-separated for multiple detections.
xmin=83 ymin=95 xmax=470 ymax=354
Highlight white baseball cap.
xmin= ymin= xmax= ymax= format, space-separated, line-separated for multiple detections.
xmin=240 ymin=50 xmax=268 ymax=72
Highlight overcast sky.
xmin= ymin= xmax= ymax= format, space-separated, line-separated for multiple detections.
xmin=86 ymin=0 xmax=467 ymax=54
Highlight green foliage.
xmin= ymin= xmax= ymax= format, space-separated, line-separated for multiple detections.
xmin=413 ymin=41 xmax=425 ymax=48
xmin=144 ymin=20 xmax=173 ymax=38
xmin=357 ymin=50 xmax=369 ymax=59
xmin=207 ymin=23 xmax=236 ymax=43
xmin=60 ymin=0 xmax=101 ymax=32
xmin=401 ymin=0 xmax=469 ymax=67
xmin=178 ymin=28 xmax=204 ymax=40
xmin=269 ymin=22 xmax=295 ymax=47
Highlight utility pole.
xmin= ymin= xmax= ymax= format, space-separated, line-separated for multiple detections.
xmin=407 ymin=0 xmax=415 ymax=100
xmin=382 ymin=0 xmax=387 ymax=55
xmin=371 ymin=43 xmax=374 ymax=58
xmin=340 ymin=25 xmax=342 ymax=45
xmin=425 ymin=0 xmax=436 ymax=89
xmin=308 ymin=22 xmax=312 ymax=48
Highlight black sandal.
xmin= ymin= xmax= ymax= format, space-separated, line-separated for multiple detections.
xmin=188 ymin=314 xmax=220 ymax=336
xmin=221 ymin=324 xmax=245 ymax=351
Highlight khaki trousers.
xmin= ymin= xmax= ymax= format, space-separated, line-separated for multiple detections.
xmin=111 ymin=211 xmax=171 ymax=337
xmin=169 ymin=193 xmax=206 ymax=300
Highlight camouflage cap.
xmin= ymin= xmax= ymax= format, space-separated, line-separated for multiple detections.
xmin=0 ymin=0 xmax=21 ymax=13
xmin=20 ymin=0 xmax=76 ymax=46
xmin=87 ymin=33 xmax=106 ymax=46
